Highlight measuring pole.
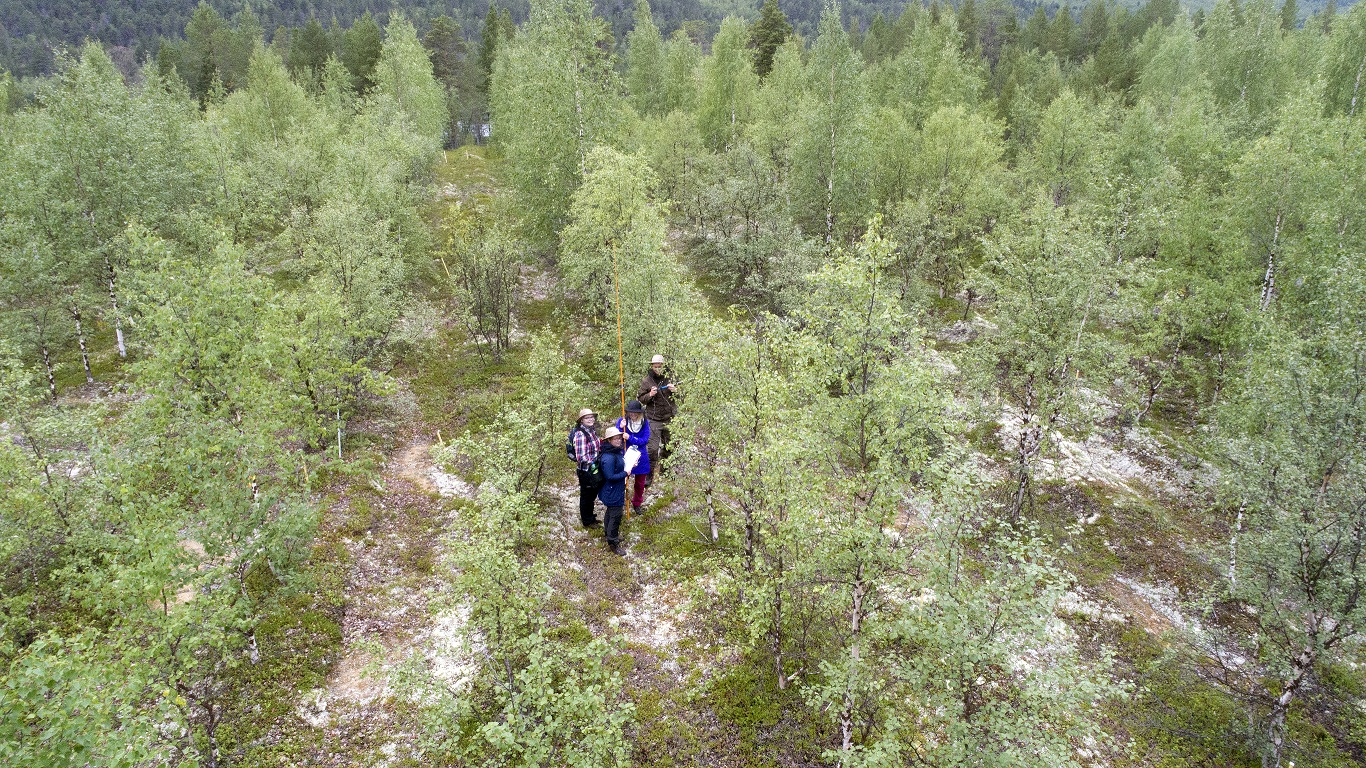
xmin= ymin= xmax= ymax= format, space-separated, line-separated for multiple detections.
xmin=613 ymin=243 xmax=626 ymax=420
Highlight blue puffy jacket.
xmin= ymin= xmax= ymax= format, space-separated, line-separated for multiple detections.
xmin=597 ymin=443 xmax=628 ymax=507
xmin=616 ymin=417 xmax=651 ymax=476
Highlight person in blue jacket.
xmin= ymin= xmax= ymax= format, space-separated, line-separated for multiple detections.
xmin=616 ymin=400 xmax=651 ymax=516
xmin=597 ymin=426 xmax=628 ymax=554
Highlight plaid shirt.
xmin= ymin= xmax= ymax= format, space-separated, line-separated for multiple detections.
xmin=571 ymin=424 xmax=602 ymax=468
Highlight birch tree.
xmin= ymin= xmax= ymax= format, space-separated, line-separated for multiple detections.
xmin=697 ymin=17 xmax=759 ymax=149
xmin=1217 ymin=273 xmax=1366 ymax=768
xmin=794 ymin=2 xmax=870 ymax=248
xmin=490 ymin=0 xmax=623 ymax=247
xmin=971 ymin=200 xmax=1125 ymax=520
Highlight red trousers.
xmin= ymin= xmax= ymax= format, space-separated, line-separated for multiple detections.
xmin=631 ymin=474 xmax=647 ymax=509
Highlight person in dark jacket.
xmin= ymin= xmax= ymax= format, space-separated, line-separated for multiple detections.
xmin=638 ymin=354 xmax=678 ymax=475
xmin=616 ymin=400 xmax=651 ymax=516
xmin=597 ymin=426 xmax=628 ymax=553
xmin=569 ymin=408 xmax=603 ymax=527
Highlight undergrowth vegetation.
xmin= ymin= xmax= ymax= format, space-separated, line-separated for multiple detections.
xmin=2 ymin=0 xmax=1365 ymax=766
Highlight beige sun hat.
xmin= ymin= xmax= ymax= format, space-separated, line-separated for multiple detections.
xmin=603 ymin=426 xmax=623 ymax=440
xmin=577 ymin=408 xmax=595 ymax=422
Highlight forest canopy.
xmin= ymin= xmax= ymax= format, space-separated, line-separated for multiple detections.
xmin=2 ymin=0 xmax=1365 ymax=765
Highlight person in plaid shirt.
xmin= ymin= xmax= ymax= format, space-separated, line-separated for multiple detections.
xmin=569 ymin=408 xmax=604 ymax=527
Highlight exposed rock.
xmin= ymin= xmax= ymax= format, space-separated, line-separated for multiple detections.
xmin=936 ymin=320 xmax=978 ymax=344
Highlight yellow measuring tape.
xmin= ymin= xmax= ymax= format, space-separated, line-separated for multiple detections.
xmin=612 ymin=243 xmax=632 ymax=522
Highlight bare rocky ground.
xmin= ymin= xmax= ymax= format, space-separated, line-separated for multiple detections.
xmin=293 ymin=432 xmax=452 ymax=766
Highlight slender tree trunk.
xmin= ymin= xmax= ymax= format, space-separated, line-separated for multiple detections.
xmin=71 ymin=307 xmax=93 ymax=384
xmin=705 ymin=487 xmax=719 ymax=543
xmin=1260 ymin=210 xmax=1283 ymax=311
xmin=1011 ymin=417 xmax=1041 ymax=522
xmin=1264 ymin=651 xmax=1313 ymax=768
xmin=772 ymin=566 xmax=786 ymax=690
xmin=41 ymin=344 xmax=57 ymax=400
xmin=743 ymin=500 xmax=756 ymax=572
xmin=1229 ymin=503 xmax=1244 ymax=587
xmin=825 ymin=106 xmax=836 ymax=250
xmin=105 ymin=255 xmax=126 ymax=358
xmin=838 ymin=564 xmax=866 ymax=766
xmin=1349 ymin=52 xmax=1364 ymax=118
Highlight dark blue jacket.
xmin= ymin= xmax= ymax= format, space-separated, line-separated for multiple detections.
xmin=616 ymin=417 xmax=651 ymax=475
xmin=597 ymin=443 xmax=628 ymax=507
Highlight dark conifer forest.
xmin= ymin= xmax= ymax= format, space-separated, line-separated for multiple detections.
xmin=2 ymin=0 xmax=1366 ymax=766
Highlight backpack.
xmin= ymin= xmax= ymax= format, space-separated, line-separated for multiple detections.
xmin=565 ymin=426 xmax=580 ymax=462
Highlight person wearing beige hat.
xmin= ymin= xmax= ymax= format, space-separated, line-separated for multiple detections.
xmin=567 ymin=407 xmax=603 ymax=527
xmin=596 ymin=425 xmax=629 ymax=553
xmin=638 ymin=353 xmax=678 ymax=478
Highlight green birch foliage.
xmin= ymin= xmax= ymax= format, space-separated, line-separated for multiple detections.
xmin=697 ymin=17 xmax=760 ymax=149
xmin=1226 ymin=95 xmax=1365 ymax=319
xmin=408 ymin=494 xmax=633 ymax=766
xmin=369 ymin=16 xmax=449 ymax=148
xmin=1217 ymin=267 xmax=1366 ymax=766
xmin=866 ymin=10 xmax=983 ymax=129
xmin=0 ymin=633 xmax=175 ymax=767
xmin=490 ymin=0 xmax=623 ymax=247
xmin=971 ymin=200 xmax=1127 ymax=519
xmin=793 ymin=3 xmax=871 ymax=246
xmin=1321 ymin=3 xmax=1366 ymax=117
xmin=625 ymin=0 xmax=667 ymax=116
xmin=1198 ymin=0 xmax=1291 ymax=135
xmin=891 ymin=105 xmax=1009 ymax=300
xmin=1023 ymin=88 xmax=1110 ymax=209
xmin=559 ymin=146 xmax=694 ymax=366
xmin=747 ymin=37 xmax=807 ymax=191
xmin=0 ymin=44 xmax=206 ymax=367
xmin=856 ymin=531 xmax=1123 ymax=768
xmin=661 ymin=29 xmax=702 ymax=114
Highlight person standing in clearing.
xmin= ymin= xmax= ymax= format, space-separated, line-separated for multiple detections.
xmin=638 ymin=353 xmax=678 ymax=483
xmin=597 ymin=426 xmax=628 ymax=554
xmin=568 ymin=408 xmax=603 ymax=528
xmin=616 ymin=400 xmax=651 ymax=516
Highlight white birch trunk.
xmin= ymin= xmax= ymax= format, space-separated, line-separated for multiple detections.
xmin=1264 ymin=650 xmax=1313 ymax=768
xmin=838 ymin=565 xmax=866 ymax=766
xmin=1260 ymin=210 xmax=1283 ymax=311
xmin=71 ymin=308 xmax=93 ymax=384
xmin=41 ymin=345 xmax=57 ymax=400
xmin=1350 ymin=52 xmax=1365 ymax=118
xmin=104 ymin=255 xmax=126 ymax=358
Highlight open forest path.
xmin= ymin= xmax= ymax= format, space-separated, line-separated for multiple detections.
xmin=297 ymin=422 xmax=477 ymax=765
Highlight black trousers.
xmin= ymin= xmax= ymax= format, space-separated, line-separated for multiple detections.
xmin=604 ymin=505 xmax=624 ymax=546
xmin=577 ymin=466 xmax=603 ymax=525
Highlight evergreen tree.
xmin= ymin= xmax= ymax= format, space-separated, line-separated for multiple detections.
xmin=958 ymin=0 xmax=981 ymax=51
xmin=289 ymin=18 xmax=333 ymax=88
xmin=342 ymin=11 xmax=383 ymax=94
xmin=1022 ymin=5 xmax=1050 ymax=50
xmin=1047 ymin=5 xmax=1076 ymax=60
xmin=182 ymin=2 xmax=227 ymax=99
xmin=478 ymin=5 xmax=510 ymax=94
xmin=751 ymin=0 xmax=794 ymax=77
xmin=1279 ymin=0 xmax=1298 ymax=29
